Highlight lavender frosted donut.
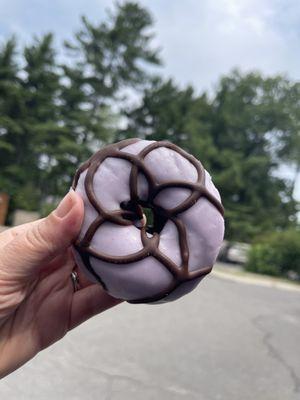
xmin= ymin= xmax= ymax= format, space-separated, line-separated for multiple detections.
xmin=72 ymin=139 xmax=225 ymax=304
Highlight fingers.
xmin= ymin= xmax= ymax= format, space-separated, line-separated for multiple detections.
xmin=69 ymin=285 xmax=123 ymax=330
xmin=73 ymin=264 xmax=95 ymax=289
xmin=0 ymin=190 xmax=84 ymax=278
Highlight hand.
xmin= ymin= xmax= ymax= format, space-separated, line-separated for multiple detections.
xmin=0 ymin=190 xmax=122 ymax=378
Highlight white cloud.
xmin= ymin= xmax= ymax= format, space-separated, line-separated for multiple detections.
xmin=134 ymin=0 xmax=300 ymax=92
xmin=1 ymin=0 xmax=299 ymax=90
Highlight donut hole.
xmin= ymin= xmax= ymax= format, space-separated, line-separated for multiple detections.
xmin=143 ymin=207 xmax=154 ymax=227
xmin=120 ymin=200 xmax=167 ymax=234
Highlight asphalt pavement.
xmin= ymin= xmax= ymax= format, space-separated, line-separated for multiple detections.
xmin=1 ymin=268 xmax=300 ymax=400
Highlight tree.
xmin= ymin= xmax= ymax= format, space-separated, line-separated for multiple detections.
xmin=0 ymin=37 xmax=21 ymax=211
xmin=0 ymin=34 xmax=63 ymax=214
xmin=274 ymin=82 xmax=300 ymax=197
xmin=209 ymin=71 xmax=298 ymax=239
xmin=0 ymin=3 xmax=298 ymax=242
xmin=53 ymin=1 xmax=161 ymax=198
xmin=118 ymin=78 xmax=196 ymax=146
xmin=121 ymin=71 xmax=299 ymax=241
xmin=21 ymin=34 xmax=63 ymax=210
xmin=0 ymin=2 xmax=160 ymax=217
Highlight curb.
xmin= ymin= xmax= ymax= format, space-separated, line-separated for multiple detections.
xmin=212 ymin=267 xmax=300 ymax=293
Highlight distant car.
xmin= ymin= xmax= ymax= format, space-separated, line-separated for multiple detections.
xmin=218 ymin=241 xmax=251 ymax=264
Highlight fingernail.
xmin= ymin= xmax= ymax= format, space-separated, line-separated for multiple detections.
xmin=54 ymin=192 xmax=75 ymax=218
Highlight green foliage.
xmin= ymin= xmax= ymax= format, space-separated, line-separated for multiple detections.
xmin=0 ymin=2 xmax=160 ymax=218
xmin=121 ymin=70 xmax=299 ymax=241
xmin=64 ymin=2 xmax=160 ymax=98
xmin=0 ymin=2 xmax=298 ymax=244
xmin=119 ymin=78 xmax=196 ymax=146
xmin=246 ymin=229 xmax=300 ymax=278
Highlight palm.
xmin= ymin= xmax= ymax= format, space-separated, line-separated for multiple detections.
xmin=0 ymin=229 xmax=120 ymax=378
xmin=0 ymin=199 xmax=121 ymax=378
xmin=15 ymin=252 xmax=75 ymax=350
xmin=0 ymin=250 xmax=79 ymax=367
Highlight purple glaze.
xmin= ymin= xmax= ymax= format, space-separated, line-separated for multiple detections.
xmin=73 ymin=139 xmax=225 ymax=303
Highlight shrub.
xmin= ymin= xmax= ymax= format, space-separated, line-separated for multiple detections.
xmin=246 ymin=229 xmax=300 ymax=279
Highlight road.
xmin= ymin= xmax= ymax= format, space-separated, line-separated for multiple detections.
xmin=1 ymin=271 xmax=300 ymax=400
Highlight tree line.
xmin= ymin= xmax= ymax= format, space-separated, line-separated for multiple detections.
xmin=0 ymin=2 xmax=299 ymax=242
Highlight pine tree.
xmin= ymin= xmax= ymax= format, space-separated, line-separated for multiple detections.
xmin=0 ymin=2 xmax=161 ymax=216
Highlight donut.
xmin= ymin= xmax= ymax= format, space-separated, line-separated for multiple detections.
xmin=72 ymin=138 xmax=225 ymax=304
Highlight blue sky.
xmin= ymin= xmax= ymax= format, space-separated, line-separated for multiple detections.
xmin=0 ymin=0 xmax=299 ymax=198
xmin=1 ymin=0 xmax=300 ymax=90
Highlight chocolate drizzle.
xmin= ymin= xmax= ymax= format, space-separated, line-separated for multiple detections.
xmin=72 ymin=139 xmax=224 ymax=304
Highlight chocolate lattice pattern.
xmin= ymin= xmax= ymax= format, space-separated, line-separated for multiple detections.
xmin=72 ymin=139 xmax=224 ymax=303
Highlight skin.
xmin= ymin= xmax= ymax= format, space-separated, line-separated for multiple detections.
xmin=0 ymin=190 xmax=122 ymax=378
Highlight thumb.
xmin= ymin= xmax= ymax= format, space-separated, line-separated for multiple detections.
xmin=2 ymin=190 xmax=84 ymax=277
